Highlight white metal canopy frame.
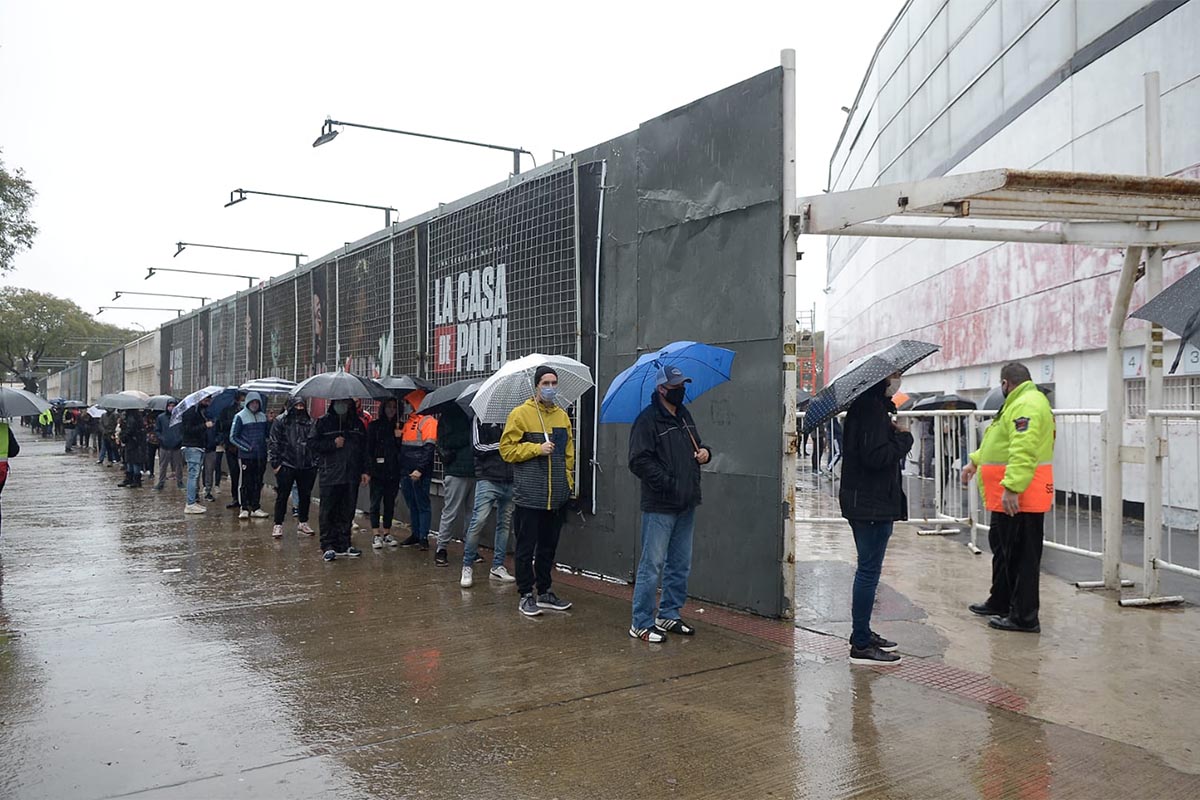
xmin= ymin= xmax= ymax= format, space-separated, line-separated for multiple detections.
xmin=796 ymin=72 xmax=1193 ymax=605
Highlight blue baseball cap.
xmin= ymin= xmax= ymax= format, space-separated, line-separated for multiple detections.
xmin=655 ymin=364 xmax=691 ymax=387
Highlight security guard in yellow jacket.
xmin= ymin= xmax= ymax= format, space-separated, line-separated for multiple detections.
xmin=962 ymin=362 xmax=1055 ymax=633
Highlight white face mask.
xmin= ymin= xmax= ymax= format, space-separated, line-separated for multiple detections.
xmin=885 ymin=377 xmax=902 ymax=397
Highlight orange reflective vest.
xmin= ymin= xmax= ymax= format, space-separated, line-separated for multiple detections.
xmin=969 ymin=381 xmax=1056 ymax=513
xmin=401 ymin=413 xmax=437 ymax=447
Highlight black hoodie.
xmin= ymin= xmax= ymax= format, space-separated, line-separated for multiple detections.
xmin=838 ymin=381 xmax=913 ymax=522
xmin=308 ymin=407 xmax=367 ymax=486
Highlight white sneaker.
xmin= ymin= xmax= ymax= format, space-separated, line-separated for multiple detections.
xmin=238 ymin=510 xmax=250 ymax=520
xmin=372 ymin=535 xmax=384 ymax=550
xmin=184 ymin=503 xmax=207 ymax=515
xmin=382 ymin=534 xmax=399 ymax=547
xmin=297 ymin=522 xmax=315 ymax=535
xmin=272 ymin=524 xmax=284 ymax=539
xmin=489 ymin=565 xmax=516 ymax=583
xmin=250 ymin=509 xmax=269 ymax=519
xmin=460 ymin=566 xmax=474 ymax=588
xmin=351 ymin=520 xmax=361 ymax=531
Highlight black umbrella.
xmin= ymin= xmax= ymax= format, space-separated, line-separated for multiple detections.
xmin=96 ymin=392 xmax=150 ymax=411
xmin=0 ymin=387 xmax=51 ymax=418
xmin=982 ymin=386 xmax=1005 ymax=411
xmin=796 ymin=388 xmax=813 ymax=409
xmin=912 ymin=394 xmax=977 ymax=412
xmin=1131 ymin=267 xmax=1200 ymax=374
xmin=802 ymin=340 xmax=940 ymax=433
xmin=147 ymin=394 xmax=179 ymax=412
xmin=417 ymin=378 xmax=478 ymax=415
xmin=61 ymin=399 xmax=88 ymax=409
xmin=292 ymin=370 xmax=391 ymax=401
xmin=378 ymin=375 xmax=436 ymax=395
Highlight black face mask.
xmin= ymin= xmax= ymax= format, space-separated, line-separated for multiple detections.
xmin=664 ymin=386 xmax=686 ymax=406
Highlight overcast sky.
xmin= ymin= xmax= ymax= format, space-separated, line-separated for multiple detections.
xmin=0 ymin=1 xmax=897 ymax=334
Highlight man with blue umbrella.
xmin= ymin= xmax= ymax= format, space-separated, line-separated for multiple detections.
xmin=627 ymin=365 xmax=711 ymax=643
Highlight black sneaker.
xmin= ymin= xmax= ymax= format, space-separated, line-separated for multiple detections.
xmin=418 ymin=540 xmax=429 ymax=552
xmin=655 ymin=617 xmax=695 ymax=636
xmin=519 ymin=594 xmax=542 ymax=617
xmin=434 ymin=549 xmax=449 ymax=567
xmin=154 ymin=483 xmax=165 ymax=491
xmin=225 ymin=501 xmax=241 ymax=509
xmin=869 ymin=631 xmax=898 ymax=652
xmin=399 ymin=535 xmax=420 ymax=547
xmin=969 ymin=602 xmax=1007 ymax=617
xmin=204 ymin=492 xmax=215 ymax=502
xmin=536 ymin=591 xmax=572 ymax=611
xmin=323 ymin=550 xmax=336 ymax=562
xmin=473 ymin=554 xmax=485 ymax=564
xmin=337 ymin=547 xmax=362 ymax=558
xmin=849 ymin=644 xmax=902 ymax=666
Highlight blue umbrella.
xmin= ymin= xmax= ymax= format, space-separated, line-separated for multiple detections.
xmin=600 ymin=341 xmax=735 ymax=424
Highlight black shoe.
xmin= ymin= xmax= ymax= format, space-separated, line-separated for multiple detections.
xmin=204 ymin=492 xmax=215 ymax=501
xmin=323 ymin=550 xmax=336 ymax=562
xmin=434 ymin=549 xmax=449 ymax=567
xmin=291 ymin=506 xmax=299 ymax=518
xmin=418 ymin=541 xmax=429 ymax=552
xmin=117 ymin=479 xmax=130 ymax=487
xmin=969 ymin=602 xmax=1007 ymax=617
xmin=225 ymin=501 xmax=241 ymax=509
xmin=399 ymin=535 xmax=420 ymax=547
xmin=473 ymin=554 xmax=485 ymax=564
xmin=519 ymin=594 xmax=542 ymax=617
xmin=337 ymin=547 xmax=362 ymax=558
xmin=849 ymin=644 xmax=902 ymax=665
xmin=869 ymin=631 xmax=898 ymax=652
xmin=655 ymin=617 xmax=695 ymax=635
xmin=988 ymin=616 xmax=1040 ymax=633
xmin=536 ymin=591 xmax=572 ymax=611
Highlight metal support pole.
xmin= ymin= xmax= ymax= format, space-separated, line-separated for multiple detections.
xmin=780 ymin=48 xmax=798 ymax=619
xmin=293 ymin=281 xmax=300 ymax=383
xmin=388 ymin=234 xmax=396 ymax=378
xmin=966 ymin=415 xmax=982 ymax=554
xmin=513 ymin=150 xmax=522 ymax=176
xmin=334 ymin=257 xmax=341 ymax=366
xmin=1103 ymin=246 xmax=1143 ymax=588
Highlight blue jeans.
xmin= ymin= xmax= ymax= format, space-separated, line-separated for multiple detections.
xmin=631 ymin=508 xmax=696 ymax=631
xmin=183 ymin=447 xmax=205 ymax=505
xmin=462 ymin=480 xmax=514 ymax=568
xmin=849 ymin=519 xmax=894 ymax=649
xmin=400 ymin=473 xmax=432 ymax=542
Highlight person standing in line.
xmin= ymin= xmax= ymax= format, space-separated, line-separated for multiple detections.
xmin=0 ymin=417 xmax=19 ymax=539
xmin=39 ymin=407 xmax=53 ymax=439
xmin=117 ymin=409 xmax=147 ymax=488
xmin=229 ymin=391 xmax=270 ymax=520
xmin=180 ymin=395 xmax=214 ymax=514
xmin=962 ymin=362 xmax=1055 ymax=634
xmin=434 ymin=403 xmax=475 ymax=567
xmin=218 ymin=391 xmax=246 ymax=509
xmin=63 ymin=407 xmax=78 ymax=453
xmin=839 ymin=372 xmax=911 ymax=666
xmin=99 ymin=410 xmax=119 ymax=466
xmin=268 ymin=397 xmax=317 ymax=539
xmin=143 ymin=409 xmax=159 ymax=479
xmin=459 ymin=415 xmax=517 ymax=588
xmin=154 ymin=400 xmax=184 ymax=490
xmin=398 ymin=391 xmax=437 ymax=551
xmin=366 ymin=397 xmax=403 ymax=548
xmin=309 ymin=397 xmax=369 ymax=561
xmin=51 ymin=404 xmax=63 ymax=438
xmin=500 ymin=366 xmax=574 ymax=618
xmin=627 ymin=365 xmax=710 ymax=643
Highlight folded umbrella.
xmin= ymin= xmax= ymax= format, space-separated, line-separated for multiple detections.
xmin=600 ymin=341 xmax=735 ymax=424
xmin=802 ymin=340 xmax=940 ymax=433
xmin=292 ymin=370 xmax=391 ymax=401
xmin=240 ymin=377 xmax=298 ymax=395
xmin=97 ymin=392 xmax=150 ymax=411
xmin=0 ymin=387 xmax=51 ymax=418
xmin=1131 ymin=266 xmax=1200 ymax=374
xmin=470 ymin=353 xmax=593 ymax=424
xmin=417 ymin=378 xmax=480 ymax=415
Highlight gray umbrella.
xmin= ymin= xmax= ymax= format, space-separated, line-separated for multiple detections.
xmin=982 ymin=386 xmax=1006 ymax=411
xmin=417 ymin=378 xmax=479 ymax=415
xmin=1131 ymin=266 xmax=1200 ymax=373
xmin=0 ymin=387 xmax=51 ymax=418
xmin=912 ymin=393 xmax=977 ymax=411
xmin=96 ymin=392 xmax=150 ymax=411
xmin=292 ymin=370 xmax=391 ymax=401
xmin=147 ymin=394 xmax=179 ymax=412
xmin=802 ymin=340 xmax=940 ymax=433
xmin=378 ymin=375 xmax=436 ymax=395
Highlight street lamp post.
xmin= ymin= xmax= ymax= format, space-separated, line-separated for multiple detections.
xmin=225 ymin=188 xmax=397 ymax=228
xmin=97 ymin=306 xmax=185 ymax=317
xmin=174 ymin=241 xmax=307 ymax=270
xmin=113 ymin=290 xmax=209 ymax=304
xmin=313 ymin=117 xmax=533 ymax=176
xmin=145 ymin=267 xmax=260 ymax=287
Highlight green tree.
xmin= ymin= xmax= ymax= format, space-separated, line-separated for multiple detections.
xmin=0 ymin=287 xmax=136 ymax=392
xmin=0 ymin=151 xmax=38 ymax=274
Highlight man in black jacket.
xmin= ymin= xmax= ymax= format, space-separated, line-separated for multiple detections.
xmin=308 ymin=397 xmax=369 ymax=561
xmin=628 ymin=365 xmax=711 ymax=643
xmin=458 ymin=417 xmax=517 ymax=588
xmin=838 ymin=373 xmax=912 ymax=666
xmin=180 ymin=396 xmax=215 ymax=514
xmin=268 ymin=398 xmax=317 ymax=539
xmin=217 ymin=390 xmax=245 ymax=509
xmin=366 ymin=398 xmax=403 ymax=548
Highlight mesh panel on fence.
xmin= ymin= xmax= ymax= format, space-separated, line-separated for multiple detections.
xmin=393 ymin=230 xmax=419 ymax=377
xmin=262 ymin=279 xmax=298 ymax=382
xmin=234 ymin=294 xmax=250 ymax=383
xmin=295 ymin=271 xmax=313 ymax=381
xmin=336 ymin=241 xmax=392 ymax=379
xmin=426 ymin=166 xmax=578 ymax=384
xmin=210 ymin=300 xmax=235 ymax=387
xmin=101 ymin=348 xmax=124 ymax=395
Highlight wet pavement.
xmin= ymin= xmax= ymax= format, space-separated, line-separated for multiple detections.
xmin=2 ymin=437 xmax=1199 ymax=799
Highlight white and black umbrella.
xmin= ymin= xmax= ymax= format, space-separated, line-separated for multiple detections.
xmin=97 ymin=392 xmax=150 ymax=411
xmin=1131 ymin=266 xmax=1200 ymax=373
xmin=240 ymin=377 xmax=298 ymax=395
xmin=292 ymin=370 xmax=391 ymax=401
xmin=86 ymin=405 xmax=106 ymax=419
xmin=0 ymin=387 xmax=51 ymax=418
xmin=470 ymin=353 xmax=593 ymax=424
xmin=802 ymin=340 xmax=940 ymax=433
xmin=171 ymin=385 xmax=230 ymax=425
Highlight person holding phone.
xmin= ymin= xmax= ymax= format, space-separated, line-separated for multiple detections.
xmin=500 ymin=365 xmax=575 ymax=618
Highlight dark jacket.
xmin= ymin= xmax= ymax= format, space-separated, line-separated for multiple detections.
xmin=101 ymin=411 xmax=118 ymax=438
xmin=838 ymin=384 xmax=913 ymax=522
xmin=229 ymin=392 xmax=269 ymax=461
xmin=366 ymin=414 xmax=403 ymax=480
xmin=436 ymin=405 xmax=475 ymax=478
xmin=268 ymin=409 xmax=316 ymax=470
xmin=180 ymin=404 xmax=209 ymax=449
xmin=309 ymin=409 xmax=368 ymax=486
xmin=217 ymin=401 xmax=242 ymax=450
xmin=473 ymin=419 xmax=512 ymax=483
xmin=121 ymin=411 xmax=148 ymax=465
xmin=628 ymin=392 xmax=707 ymax=514
xmin=156 ymin=410 xmax=183 ymax=449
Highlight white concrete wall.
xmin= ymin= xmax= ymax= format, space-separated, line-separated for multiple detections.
xmin=88 ymin=360 xmax=103 ymax=403
xmin=123 ymin=332 xmax=160 ymax=396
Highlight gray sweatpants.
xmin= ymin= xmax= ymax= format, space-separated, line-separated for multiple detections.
xmin=435 ymin=475 xmax=475 ymax=549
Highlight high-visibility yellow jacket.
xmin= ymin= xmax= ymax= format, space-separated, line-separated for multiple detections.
xmin=969 ymin=380 xmax=1055 ymax=513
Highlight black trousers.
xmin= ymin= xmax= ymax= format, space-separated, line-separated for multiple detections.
xmin=274 ymin=466 xmax=315 ymax=525
xmin=224 ymin=448 xmax=240 ymax=497
xmin=513 ymin=505 xmax=565 ymax=596
xmin=986 ymin=511 xmax=1044 ymax=627
xmin=319 ymin=483 xmax=357 ymax=553
xmin=369 ymin=476 xmax=400 ymax=529
xmin=239 ymin=458 xmax=266 ymax=510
